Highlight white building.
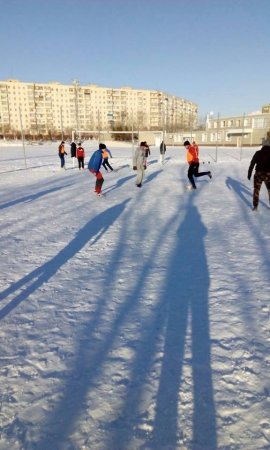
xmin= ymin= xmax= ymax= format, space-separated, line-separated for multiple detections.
xmin=0 ymin=79 xmax=197 ymax=137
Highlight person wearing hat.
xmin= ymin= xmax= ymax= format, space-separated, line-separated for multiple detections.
xmin=58 ymin=141 xmax=67 ymax=169
xmin=184 ymin=140 xmax=212 ymax=189
xmin=70 ymin=141 xmax=77 ymax=168
xmin=101 ymin=145 xmax=114 ymax=172
xmin=76 ymin=142 xmax=85 ymax=170
xmin=133 ymin=142 xmax=147 ymax=187
xmin=88 ymin=143 xmax=105 ymax=195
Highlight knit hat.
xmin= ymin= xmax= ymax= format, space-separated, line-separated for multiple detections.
xmin=184 ymin=140 xmax=190 ymax=146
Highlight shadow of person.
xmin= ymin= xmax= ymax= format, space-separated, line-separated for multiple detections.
xmin=0 ymin=199 xmax=130 ymax=320
xmin=151 ymin=204 xmax=217 ymax=449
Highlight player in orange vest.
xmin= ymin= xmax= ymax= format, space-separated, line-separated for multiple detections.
xmin=184 ymin=140 xmax=212 ymax=189
xmin=101 ymin=145 xmax=114 ymax=171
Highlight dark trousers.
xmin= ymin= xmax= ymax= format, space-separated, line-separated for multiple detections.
xmin=188 ymin=162 xmax=209 ymax=188
xmin=253 ymin=171 xmax=270 ymax=207
xmin=59 ymin=154 xmax=65 ymax=168
xmin=78 ymin=157 xmax=84 ymax=169
xmin=102 ymin=158 xmax=113 ymax=171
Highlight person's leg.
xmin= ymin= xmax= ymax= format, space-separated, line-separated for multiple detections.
xmin=106 ymin=160 xmax=113 ymax=171
xmin=82 ymin=158 xmax=84 ymax=169
xmin=193 ymin=163 xmax=211 ymax=178
xmin=102 ymin=159 xmax=108 ymax=171
xmin=263 ymin=173 xmax=270 ymax=205
xmin=136 ymin=168 xmax=144 ymax=186
xmin=95 ymin=171 xmax=104 ymax=193
xmin=253 ymin=172 xmax=263 ymax=209
xmin=188 ymin=164 xmax=196 ymax=189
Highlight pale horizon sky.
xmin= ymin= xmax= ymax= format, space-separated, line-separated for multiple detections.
xmin=1 ymin=0 xmax=269 ymax=118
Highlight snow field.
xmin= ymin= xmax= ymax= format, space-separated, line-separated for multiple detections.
xmin=0 ymin=143 xmax=270 ymax=450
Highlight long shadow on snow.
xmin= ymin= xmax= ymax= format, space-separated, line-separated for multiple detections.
xmin=0 ymin=183 xmax=74 ymax=210
xmin=109 ymin=195 xmax=217 ymax=449
xmin=0 ymin=200 xmax=130 ymax=319
xmin=103 ymin=174 xmax=135 ymax=194
xmin=144 ymin=169 xmax=163 ymax=184
xmin=34 ymin=184 xmax=182 ymax=449
xmin=31 ymin=178 xmax=216 ymax=450
xmin=151 ymin=203 xmax=217 ymax=450
xmin=226 ymin=176 xmax=269 ymax=209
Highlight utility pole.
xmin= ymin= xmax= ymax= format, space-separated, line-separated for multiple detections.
xmin=19 ymin=106 xmax=27 ymax=169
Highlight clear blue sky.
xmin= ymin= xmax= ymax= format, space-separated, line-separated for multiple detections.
xmin=1 ymin=0 xmax=269 ymax=118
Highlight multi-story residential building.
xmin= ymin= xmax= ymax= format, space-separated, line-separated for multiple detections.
xmin=0 ymin=79 xmax=197 ymax=137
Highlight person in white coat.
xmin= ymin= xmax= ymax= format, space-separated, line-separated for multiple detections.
xmin=133 ymin=142 xmax=146 ymax=187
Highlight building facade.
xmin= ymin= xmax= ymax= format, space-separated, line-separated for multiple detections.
xmin=161 ymin=109 xmax=270 ymax=147
xmin=0 ymin=79 xmax=197 ymax=138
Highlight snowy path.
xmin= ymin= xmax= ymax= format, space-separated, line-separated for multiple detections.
xmin=0 ymin=144 xmax=270 ymax=450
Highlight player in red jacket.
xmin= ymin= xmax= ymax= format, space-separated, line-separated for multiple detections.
xmin=76 ymin=143 xmax=85 ymax=170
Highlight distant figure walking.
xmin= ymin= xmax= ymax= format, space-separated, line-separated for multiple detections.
xmin=133 ymin=142 xmax=146 ymax=187
xmin=184 ymin=140 xmax=212 ymax=189
xmin=76 ymin=143 xmax=85 ymax=170
xmin=160 ymin=140 xmax=166 ymax=164
xmin=88 ymin=143 xmax=105 ymax=195
xmin=248 ymin=145 xmax=270 ymax=210
xmin=102 ymin=145 xmax=114 ymax=172
xmin=58 ymin=141 xmax=67 ymax=169
xmin=70 ymin=141 xmax=77 ymax=168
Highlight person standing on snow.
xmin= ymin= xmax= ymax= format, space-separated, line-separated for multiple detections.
xmin=102 ymin=145 xmax=114 ymax=172
xmin=76 ymin=142 xmax=85 ymax=170
xmin=184 ymin=140 xmax=212 ymax=189
xmin=70 ymin=141 xmax=77 ymax=168
xmin=159 ymin=140 xmax=166 ymax=164
xmin=248 ymin=145 xmax=270 ymax=211
xmin=58 ymin=141 xmax=67 ymax=169
xmin=133 ymin=142 xmax=146 ymax=188
xmin=143 ymin=141 xmax=151 ymax=168
xmin=88 ymin=143 xmax=105 ymax=195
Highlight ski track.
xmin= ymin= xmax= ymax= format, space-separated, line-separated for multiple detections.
xmin=0 ymin=143 xmax=270 ymax=450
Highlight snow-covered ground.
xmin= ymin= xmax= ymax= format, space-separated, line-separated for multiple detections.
xmin=0 ymin=142 xmax=270 ymax=450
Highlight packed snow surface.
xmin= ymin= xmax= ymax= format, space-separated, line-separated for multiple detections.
xmin=0 ymin=142 xmax=270 ymax=450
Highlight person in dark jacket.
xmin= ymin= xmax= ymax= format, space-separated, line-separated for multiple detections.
xmin=248 ymin=145 xmax=270 ymax=210
xmin=70 ymin=141 xmax=77 ymax=168
xmin=159 ymin=140 xmax=166 ymax=164
xmin=88 ymin=143 xmax=105 ymax=195
xmin=143 ymin=141 xmax=151 ymax=168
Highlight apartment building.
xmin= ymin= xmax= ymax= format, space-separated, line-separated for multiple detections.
xmin=0 ymin=79 xmax=197 ymax=137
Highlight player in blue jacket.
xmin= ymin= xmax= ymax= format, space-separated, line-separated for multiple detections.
xmin=88 ymin=143 xmax=105 ymax=195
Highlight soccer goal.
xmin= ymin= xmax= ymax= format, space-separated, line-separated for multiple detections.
xmin=71 ymin=129 xmax=164 ymax=150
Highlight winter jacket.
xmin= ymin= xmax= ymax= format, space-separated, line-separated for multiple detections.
xmin=70 ymin=142 xmax=77 ymax=157
xmin=144 ymin=146 xmax=151 ymax=157
xmin=133 ymin=146 xmax=146 ymax=169
xmin=88 ymin=149 xmax=103 ymax=172
xmin=160 ymin=142 xmax=166 ymax=154
xmin=76 ymin=146 xmax=85 ymax=158
xmin=187 ymin=145 xmax=199 ymax=164
xmin=58 ymin=143 xmax=67 ymax=156
xmin=102 ymin=148 xmax=112 ymax=159
xmin=248 ymin=145 xmax=270 ymax=179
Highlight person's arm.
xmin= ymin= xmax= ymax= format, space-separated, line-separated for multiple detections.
xmin=248 ymin=153 xmax=257 ymax=180
xmin=107 ymin=149 xmax=112 ymax=158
